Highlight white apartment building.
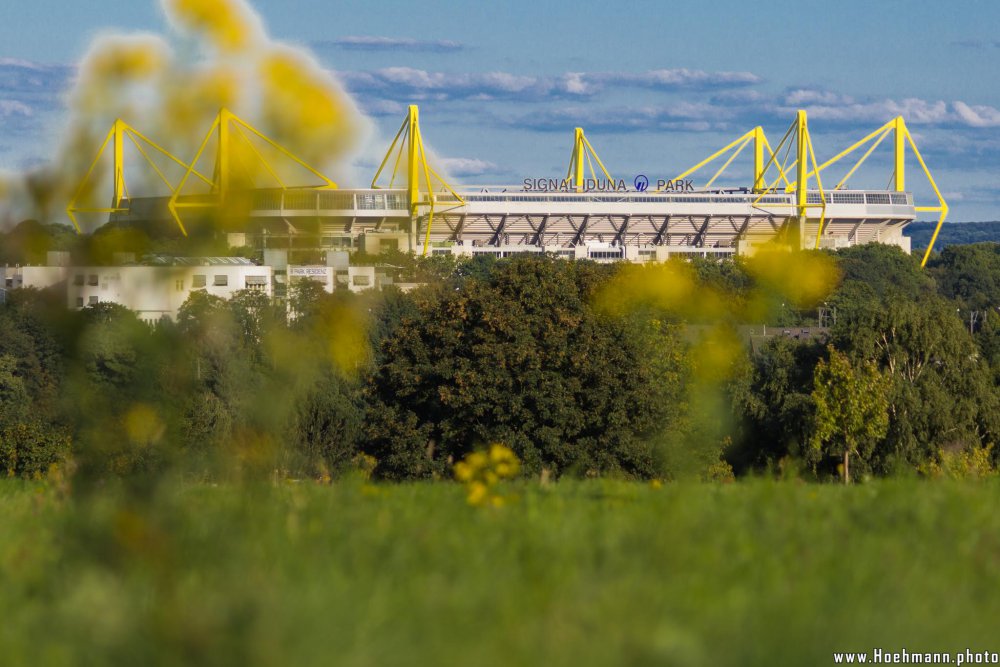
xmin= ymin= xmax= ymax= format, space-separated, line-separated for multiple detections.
xmin=2 ymin=265 xmax=69 ymax=291
xmin=2 ymin=252 xmax=72 ymax=298
xmin=66 ymin=259 xmax=273 ymax=324
xmin=286 ymin=265 xmax=386 ymax=295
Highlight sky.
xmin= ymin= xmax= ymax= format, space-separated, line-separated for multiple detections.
xmin=1 ymin=0 xmax=1000 ymax=220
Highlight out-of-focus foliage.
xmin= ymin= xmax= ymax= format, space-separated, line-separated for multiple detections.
xmin=3 ymin=478 xmax=1000 ymax=666
xmin=0 ymin=221 xmax=78 ymax=265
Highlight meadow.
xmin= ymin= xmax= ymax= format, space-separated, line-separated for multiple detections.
xmin=2 ymin=477 xmax=999 ymax=666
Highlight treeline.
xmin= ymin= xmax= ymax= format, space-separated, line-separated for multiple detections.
xmin=0 ymin=219 xmax=242 ymax=265
xmin=733 ymin=242 xmax=1000 ymax=480
xmin=2 ymin=242 xmax=999 ymax=483
xmin=906 ymin=221 xmax=1000 ymax=251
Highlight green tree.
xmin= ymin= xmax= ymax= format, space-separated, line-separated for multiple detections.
xmin=364 ymin=256 xmax=669 ymax=479
xmin=228 ymin=288 xmax=283 ymax=355
xmin=831 ymin=294 xmax=1000 ymax=471
xmin=0 ymin=354 xmax=30 ymax=425
xmin=833 ymin=243 xmax=936 ymax=301
xmin=292 ymin=373 xmax=363 ymax=475
xmin=287 ymin=279 xmax=329 ymax=323
xmin=0 ymin=420 xmax=71 ymax=478
xmin=728 ymin=336 xmax=824 ymax=474
xmin=928 ymin=242 xmax=1000 ymax=311
xmin=810 ymin=347 xmax=889 ymax=483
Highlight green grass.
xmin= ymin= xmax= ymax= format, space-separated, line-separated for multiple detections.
xmin=2 ymin=477 xmax=1000 ymax=666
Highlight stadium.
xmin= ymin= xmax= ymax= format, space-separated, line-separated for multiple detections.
xmin=67 ymin=105 xmax=948 ymax=266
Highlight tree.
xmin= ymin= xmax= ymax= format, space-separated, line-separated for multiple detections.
xmin=287 ymin=279 xmax=329 ymax=324
xmin=0 ymin=354 xmax=30 ymax=425
xmin=928 ymin=242 xmax=1000 ymax=311
xmin=0 ymin=420 xmax=71 ymax=478
xmin=228 ymin=289 xmax=283 ymax=355
xmin=78 ymin=303 xmax=145 ymax=388
xmin=728 ymin=336 xmax=824 ymax=474
xmin=291 ymin=372 xmax=363 ymax=475
xmin=0 ymin=220 xmax=78 ymax=265
xmin=363 ymin=256 xmax=669 ymax=479
xmin=810 ymin=347 xmax=889 ymax=483
xmin=833 ymin=243 xmax=936 ymax=301
xmin=830 ymin=293 xmax=1000 ymax=471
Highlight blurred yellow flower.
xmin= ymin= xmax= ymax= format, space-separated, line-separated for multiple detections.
xmin=466 ymin=481 xmax=489 ymax=506
xmin=453 ymin=444 xmax=521 ymax=507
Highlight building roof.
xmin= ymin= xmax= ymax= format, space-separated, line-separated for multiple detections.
xmin=143 ymin=256 xmax=257 ymax=266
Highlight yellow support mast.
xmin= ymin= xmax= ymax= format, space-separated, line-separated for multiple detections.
xmin=168 ymin=108 xmax=338 ymax=236
xmin=668 ymin=126 xmax=790 ymax=192
xmin=372 ymin=105 xmax=466 ymax=256
xmin=894 ymin=116 xmax=906 ymax=192
xmin=66 ymin=119 xmax=212 ymax=233
xmin=753 ymin=126 xmax=766 ymax=192
xmin=742 ymin=112 xmax=826 ymax=249
xmin=795 ymin=114 xmax=948 ymax=265
xmin=795 ymin=111 xmax=809 ymax=248
xmin=566 ymin=127 xmax=613 ymax=192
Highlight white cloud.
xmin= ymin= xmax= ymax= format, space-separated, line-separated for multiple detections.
xmin=319 ymin=36 xmax=465 ymax=52
xmin=783 ymin=89 xmax=855 ymax=106
xmin=510 ymin=103 xmax=730 ymax=133
xmin=952 ymin=101 xmax=1000 ymax=128
xmin=361 ymin=98 xmax=405 ymax=117
xmin=0 ymin=100 xmax=33 ymax=117
xmin=561 ymin=72 xmax=594 ymax=95
xmin=438 ymin=157 xmax=500 ymax=177
xmin=641 ymin=68 xmax=760 ymax=87
xmin=339 ymin=67 xmax=763 ymax=102
xmin=0 ymin=58 xmax=49 ymax=69
xmin=784 ymin=98 xmax=950 ymax=125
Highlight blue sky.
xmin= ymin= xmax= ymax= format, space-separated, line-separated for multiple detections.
xmin=2 ymin=0 xmax=1000 ymax=220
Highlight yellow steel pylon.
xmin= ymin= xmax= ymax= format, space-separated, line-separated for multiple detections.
xmin=566 ymin=128 xmax=614 ymax=192
xmin=372 ymin=105 xmax=466 ymax=256
xmin=795 ymin=115 xmax=948 ymax=266
xmin=66 ymin=119 xmax=212 ymax=233
xmin=668 ymin=126 xmax=790 ymax=192
xmin=738 ymin=111 xmax=827 ymax=250
xmin=672 ymin=111 xmax=948 ymax=263
xmin=168 ymin=108 xmax=338 ymax=236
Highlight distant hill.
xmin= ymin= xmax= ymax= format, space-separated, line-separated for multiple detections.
xmin=906 ymin=221 xmax=1000 ymax=251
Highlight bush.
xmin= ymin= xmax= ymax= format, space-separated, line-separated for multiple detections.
xmin=0 ymin=421 xmax=71 ymax=478
xmin=291 ymin=374 xmax=363 ymax=476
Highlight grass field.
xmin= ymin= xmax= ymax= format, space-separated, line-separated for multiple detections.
xmin=2 ymin=477 xmax=999 ymax=666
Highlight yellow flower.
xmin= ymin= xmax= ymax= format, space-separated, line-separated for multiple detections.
xmin=454 ymin=461 xmax=474 ymax=482
xmin=455 ymin=444 xmax=522 ymax=508
xmin=466 ymin=481 xmax=489 ymax=506
xmin=467 ymin=452 xmax=488 ymax=471
xmin=489 ymin=443 xmax=514 ymax=464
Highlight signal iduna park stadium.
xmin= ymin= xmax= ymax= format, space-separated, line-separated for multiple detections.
xmin=66 ymin=105 xmax=949 ymax=267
